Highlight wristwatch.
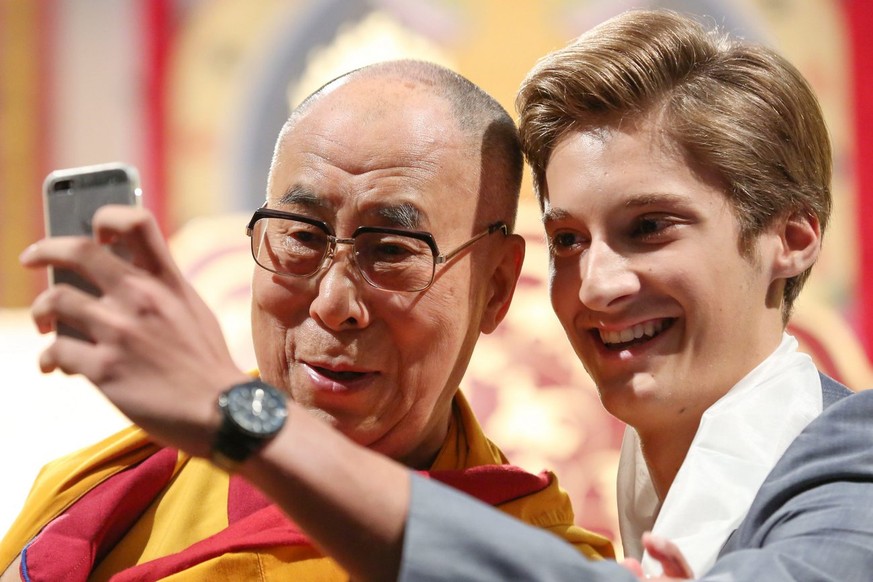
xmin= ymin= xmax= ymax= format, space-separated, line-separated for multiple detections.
xmin=211 ymin=379 xmax=288 ymax=472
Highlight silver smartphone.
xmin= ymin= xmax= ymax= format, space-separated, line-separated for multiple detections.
xmin=42 ymin=162 xmax=142 ymax=337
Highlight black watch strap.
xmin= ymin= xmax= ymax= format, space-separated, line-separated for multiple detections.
xmin=211 ymin=380 xmax=287 ymax=471
xmin=214 ymin=414 xmax=262 ymax=462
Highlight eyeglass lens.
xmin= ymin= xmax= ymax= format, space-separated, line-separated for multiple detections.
xmin=251 ymin=217 xmax=436 ymax=292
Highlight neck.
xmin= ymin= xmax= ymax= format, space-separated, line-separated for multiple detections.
xmin=636 ymin=332 xmax=789 ymax=498
xmin=397 ymin=404 xmax=456 ymax=471
xmin=638 ymin=420 xmax=699 ymax=500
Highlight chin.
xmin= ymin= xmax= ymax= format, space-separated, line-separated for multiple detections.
xmin=597 ymin=378 xmax=661 ymax=416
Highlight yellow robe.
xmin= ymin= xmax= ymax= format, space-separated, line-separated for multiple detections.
xmin=1 ymin=391 xmax=613 ymax=580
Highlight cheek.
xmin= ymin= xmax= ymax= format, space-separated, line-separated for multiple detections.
xmin=250 ymin=276 xmax=308 ymax=362
xmin=251 ymin=272 xmax=308 ymax=322
xmin=393 ymin=294 xmax=472 ymax=374
xmin=394 ymin=303 xmax=454 ymax=357
xmin=548 ymin=263 xmax=579 ymax=319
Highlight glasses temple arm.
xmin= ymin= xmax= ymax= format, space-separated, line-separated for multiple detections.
xmin=435 ymin=222 xmax=508 ymax=265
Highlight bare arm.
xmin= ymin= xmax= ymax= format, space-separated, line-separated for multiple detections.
xmin=238 ymin=404 xmax=410 ymax=580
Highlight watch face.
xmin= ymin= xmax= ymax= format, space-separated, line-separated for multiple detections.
xmin=224 ymin=383 xmax=287 ymax=436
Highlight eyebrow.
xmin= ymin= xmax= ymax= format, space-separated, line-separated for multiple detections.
xmin=278 ymin=185 xmax=425 ymax=230
xmin=375 ymin=203 xmax=424 ymax=230
xmin=278 ymin=186 xmax=328 ymax=210
xmin=622 ymin=192 xmax=689 ymax=209
xmin=541 ymin=207 xmax=571 ymax=224
xmin=542 ymin=192 xmax=692 ymax=224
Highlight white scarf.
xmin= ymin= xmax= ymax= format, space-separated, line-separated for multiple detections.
xmin=616 ymin=333 xmax=822 ymax=577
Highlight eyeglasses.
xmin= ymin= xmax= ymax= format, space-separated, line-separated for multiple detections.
xmin=246 ymin=207 xmax=508 ymax=293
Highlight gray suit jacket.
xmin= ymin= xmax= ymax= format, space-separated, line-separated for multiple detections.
xmin=399 ymin=376 xmax=873 ymax=581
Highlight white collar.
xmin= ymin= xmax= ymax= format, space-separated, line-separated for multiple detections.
xmin=617 ymin=333 xmax=822 ymax=577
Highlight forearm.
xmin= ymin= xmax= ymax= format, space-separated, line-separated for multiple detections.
xmin=239 ymin=404 xmax=410 ymax=582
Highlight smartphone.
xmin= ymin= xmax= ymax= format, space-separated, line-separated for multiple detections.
xmin=43 ymin=162 xmax=142 ymax=338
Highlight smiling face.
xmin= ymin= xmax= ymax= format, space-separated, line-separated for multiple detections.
xmin=543 ymin=120 xmax=788 ymax=438
xmin=251 ymin=74 xmax=518 ymax=468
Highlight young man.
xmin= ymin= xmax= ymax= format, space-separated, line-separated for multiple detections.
xmin=1 ymin=60 xmax=611 ymax=581
xmin=400 ymin=9 xmax=873 ymax=581
xmin=513 ymin=7 xmax=853 ymax=576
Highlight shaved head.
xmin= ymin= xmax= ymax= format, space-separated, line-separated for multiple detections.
xmin=272 ymin=60 xmax=523 ymax=230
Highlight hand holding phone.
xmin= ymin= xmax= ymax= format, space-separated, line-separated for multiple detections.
xmin=24 ymin=173 xmax=249 ymax=461
xmin=42 ymin=162 xmax=142 ymax=338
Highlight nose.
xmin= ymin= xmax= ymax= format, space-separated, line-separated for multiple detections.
xmin=578 ymin=241 xmax=640 ymax=311
xmin=309 ymin=245 xmax=371 ymax=331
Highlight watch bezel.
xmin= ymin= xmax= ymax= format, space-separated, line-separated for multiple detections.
xmin=218 ymin=382 xmax=288 ymax=438
xmin=212 ymin=380 xmax=288 ymax=469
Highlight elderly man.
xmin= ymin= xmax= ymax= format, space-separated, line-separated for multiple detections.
xmin=1 ymin=60 xmax=610 ymax=580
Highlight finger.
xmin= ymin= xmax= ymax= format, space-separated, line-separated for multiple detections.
xmin=642 ymin=532 xmax=693 ymax=578
xmin=92 ymin=206 xmax=184 ymax=286
xmin=38 ymin=336 xmax=132 ymax=390
xmin=31 ymin=282 xmax=116 ymax=342
xmin=30 ymin=286 xmax=60 ymax=335
xmin=20 ymin=236 xmax=139 ymax=295
xmin=38 ymin=334 xmax=101 ymax=377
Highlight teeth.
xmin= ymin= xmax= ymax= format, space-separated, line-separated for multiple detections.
xmin=600 ymin=320 xmax=666 ymax=345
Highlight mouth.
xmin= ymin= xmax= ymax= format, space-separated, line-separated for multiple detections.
xmin=303 ymin=362 xmax=377 ymax=393
xmin=311 ymin=366 xmax=367 ymax=382
xmin=595 ymin=318 xmax=675 ymax=351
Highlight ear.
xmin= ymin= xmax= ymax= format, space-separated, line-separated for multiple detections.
xmin=769 ymin=211 xmax=821 ymax=280
xmin=480 ymin=233 xmax=525 ymax=334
